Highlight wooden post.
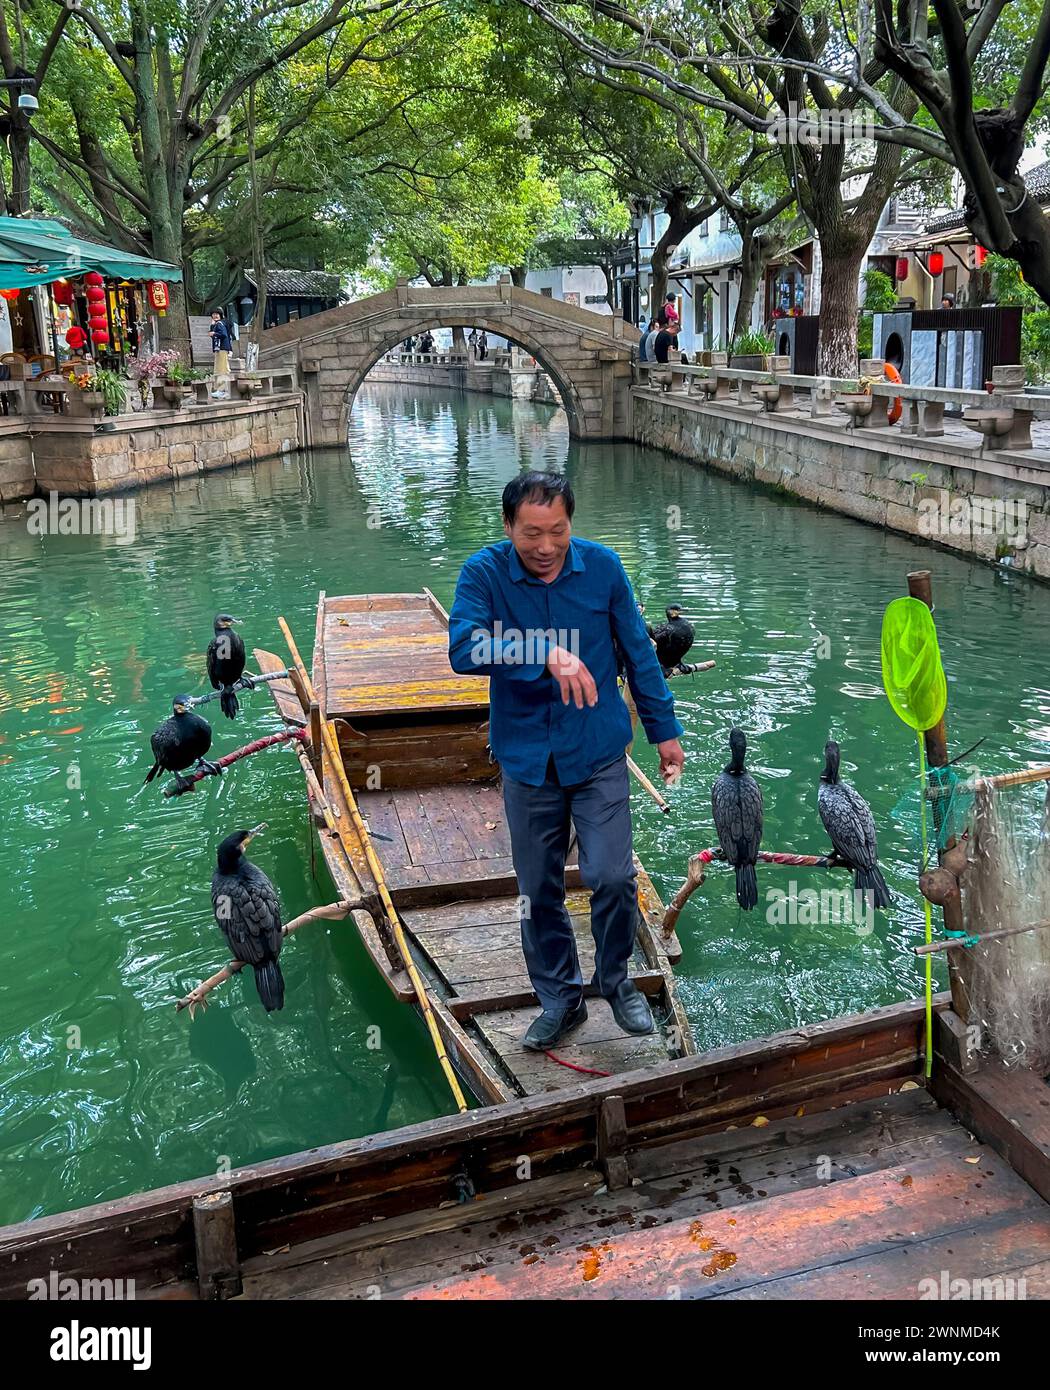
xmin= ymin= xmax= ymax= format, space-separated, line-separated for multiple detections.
xmin=907 ymin=570 xmax=973 ymax=1025
xmin=192 ymin=1191 xmax=241 ymax=1300
xmin=309 ymin=700 xmax=323 ymax=780
xmin=597 ymin=1095 xmax=630 ymax=1190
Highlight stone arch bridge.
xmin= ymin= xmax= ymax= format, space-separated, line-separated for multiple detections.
xmin=259 ymin=277 xmax=638 ymax=444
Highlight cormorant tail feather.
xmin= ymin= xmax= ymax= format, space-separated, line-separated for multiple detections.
xmin=220 ymin=686 xmax=239 ymax=720
xmin=735 ymin=861 xmax=758 ymax=912
xmin=254 ymin=960 xmax=285 ymax=1012
xmin=854 ymin=864 xmax=891 ymax=911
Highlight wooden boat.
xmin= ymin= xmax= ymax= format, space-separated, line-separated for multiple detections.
xmin=3 ymin=582 xmax=1049 ymax=1300
xmin=3 ymin=994 xmax=1049 ymax=1300
xmin=250 ymin=588 xmax=695 ymax=1105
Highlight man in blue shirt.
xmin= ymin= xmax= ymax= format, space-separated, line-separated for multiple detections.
xmin=448 ymin=472 xmax=685 ymax=1051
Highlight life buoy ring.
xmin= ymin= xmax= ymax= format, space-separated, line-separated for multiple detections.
xmin=885 ymin=362 xmax=903 ymax=424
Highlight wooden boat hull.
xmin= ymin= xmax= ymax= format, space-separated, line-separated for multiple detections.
xmin=254 ymin=588 xmax=693 ymax=1105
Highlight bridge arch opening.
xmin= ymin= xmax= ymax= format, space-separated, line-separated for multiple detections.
xmin=347 ymin=318 xmax=583 ymax=438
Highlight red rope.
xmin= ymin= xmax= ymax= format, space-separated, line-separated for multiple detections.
xmin=163 ymin=726 xmax=308 ymax=797
xmin=543 ymin=1051 xmax=612 ymax=1077
xmin=697 ymin=847 xmax=832 ymax=867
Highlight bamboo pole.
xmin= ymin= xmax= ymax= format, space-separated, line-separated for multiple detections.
xmin=626 ymin=755 xmax=671 ymax=812
xmin=175 ymin=899 xmax=362 ymax=1016
xmin=661 ymin=846 xmax=848 ymax=935
xmin=907 ymin=570 xmax=972 ymax=1025
xmin=278 ymin=615 xmax=468 ymax=1114
xmin=913 ymin=918 xmax=1050 ymax=957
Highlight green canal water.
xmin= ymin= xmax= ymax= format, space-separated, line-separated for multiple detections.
xmin=2 ymin=381 xmax=1049 ymax=1226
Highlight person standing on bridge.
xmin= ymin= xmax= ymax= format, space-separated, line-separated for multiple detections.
xmin=448 ymin=472 xmax=686 ymax=1052
xmin=477 ymin=330 xmax=488 ymax=361
xmin=209 ymin=310 xmax=232 ymax=399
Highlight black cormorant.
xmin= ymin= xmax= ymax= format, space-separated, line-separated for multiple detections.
xmin=211 ymin=825 xmax=285 ymax=1012
xmin=711 ymin=728 xmax=764 ymax=910
xmin=206 ymin=614 xmax=246 ymax=719
xmin=144 ymin=696 xmax=221 ymax=793
xmin=818 ymin=740 xmax=891 ymax=910
xmin=647 ymin=603 xmax=696 ymax=676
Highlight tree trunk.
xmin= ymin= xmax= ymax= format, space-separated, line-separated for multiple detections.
xmin=816 ymin=245 xmax=866 ymax=376
xmin=510 ymin=265 xmax=527 ymax=288
xmin=731 ymin=235 xmax=768 ymax=342
xmin=5 ymin=108 xmax=31 ymax=214
xmin=246 ymin=86 xmax=267 ymax=361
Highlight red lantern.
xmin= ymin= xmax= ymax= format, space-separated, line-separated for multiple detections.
xmin=86 ymin=287 xmax=106 ymax=304
xmin=0 ymin=287 xmax=19 ymax=301
xmin=928 ymin=250 xmax=944 ymax=276
xmin=65 ymin=325 xmax=87 ymax=350
xmin=894 ymin=256 xmax=910 ymax=282
xmin=84 ymin=272 xmax=105 ymax=287
xmin=975 ymin=244 xmax=987 ymax=267
xmin=147 ymin=280 xmax=170 ymax=311
xmin=91 ymin=328 xmax=109 ymax=345
xmin=88 ymin=316 xmax=108 ymax=331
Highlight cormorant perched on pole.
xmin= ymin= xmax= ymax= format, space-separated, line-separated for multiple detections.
xmin=647 ymin=603 xmax=696 ymax=676
xmin=211 ymin=825 xmax=285 ymax=1012
xmin=144 ymin=696 xmax=221 ymax=793
xmin=818 ymin=740 xmax=891 ymax=910
xmin=206 ymin=614 xmax=246 ymax=719
xmin=711 ymin=728 xmax=764 ymax=910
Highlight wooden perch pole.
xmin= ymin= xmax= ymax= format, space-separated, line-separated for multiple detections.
xmin=186 ymin=669 xmax=290 ymax=709
xmin=913 ymin=918 xmax=1050 ymax=957
xmin=278 ymin=615 xmax=469 ymax=1114
xmin=162 ymin=727 xmax=308 ymax=797
xmin=661 ymin=847 xmax=848 ymax=936
xmin=176 ymin=898 xmax=362 ymax=1016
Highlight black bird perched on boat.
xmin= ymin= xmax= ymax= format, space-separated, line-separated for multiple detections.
xmin=211 ymin=824 xmax=285 ymax=1012
xmin=818 ymin=740 xmax=891 ymax=910
xmin=206 ymin=614 xmax=246 ymax=719
xmin=711 ymin=728 xmax=764 ymax=910
xmin=143 ymin=696 xmax=221 ymax=793
xmin=646 ymin=603 xmax=696 ymax=676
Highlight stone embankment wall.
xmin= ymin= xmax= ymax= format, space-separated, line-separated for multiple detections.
xmin=0 ymin=394 xmax=304 ymax=501
xmin=631 ymin=390 xmax=1050 ymax=580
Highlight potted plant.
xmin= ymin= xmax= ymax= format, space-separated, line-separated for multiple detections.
xmin=162 ymin=354 xmax=192 ymax=406
xmin=73 ymin=371 xmax=105 ymax=414
xmin=93 ymin=368 xmax=128 ymax=417
xmin=131 ymin=350 xmax=177 ymax=407
xmin=728 ymin=330 xmax=776 ymax=371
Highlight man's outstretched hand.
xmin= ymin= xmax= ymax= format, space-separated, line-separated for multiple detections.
xmin=546 ymin=645 xmax=598 ymax=709
xmin=657 ymin=738 xmax=685 ymax=785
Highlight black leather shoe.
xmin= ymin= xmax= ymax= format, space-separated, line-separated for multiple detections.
xmin=607 ymin=980 xmax=654 ymax=1035
xmin=522 ymin=999 xmax=587 ymax=1052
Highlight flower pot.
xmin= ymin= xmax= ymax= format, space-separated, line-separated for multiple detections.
xmin=138 ymin=378 xmax=153 ymax=408
xmin=81 ymin=391 xmax=105 ymax=413
xmin=235 ymin=377 xmax=261 ymax=399
xmin=163 ymin=381 xmax=187 ymax=407
xmin=730 ymin=354 xmax=771 ymax=372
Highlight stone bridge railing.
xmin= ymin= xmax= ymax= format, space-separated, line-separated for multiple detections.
xmin=634 ymin=358 xmax=1050 ymax=461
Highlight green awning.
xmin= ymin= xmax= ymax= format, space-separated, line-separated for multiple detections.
xmin=0 ymin=217 xmax=182 ymax=291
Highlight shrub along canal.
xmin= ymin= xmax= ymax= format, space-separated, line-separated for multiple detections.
xmin=1 ymin=380 xmax=1048 ymax=1225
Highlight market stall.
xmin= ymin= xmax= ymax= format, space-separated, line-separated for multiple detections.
xmin=0 ymin=218 xmax=181 ymax=379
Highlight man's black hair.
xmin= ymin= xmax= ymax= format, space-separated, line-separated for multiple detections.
xmin=502 ymin=471 xmax=575 ymax=524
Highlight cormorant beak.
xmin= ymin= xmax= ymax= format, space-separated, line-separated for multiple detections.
xmin=243 ymin=822 xmax=267 ymax=846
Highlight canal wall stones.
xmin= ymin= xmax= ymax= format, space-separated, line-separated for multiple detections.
xmin=2 ymin=394 xmax=304 ymax=501
xmin=0 ymin=424 xmax=35 ymax=504
xmin=365 ymin=358 xmax=561 ymax=405
xmin=631 ymin=391 xmax=1050 ymax=581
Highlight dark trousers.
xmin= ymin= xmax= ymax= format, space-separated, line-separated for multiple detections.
xmin=502 ymin=754 xmax=637 ymax=1012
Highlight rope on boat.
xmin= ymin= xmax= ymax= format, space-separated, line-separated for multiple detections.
xmin=162 ymin=726 xmax=309 ymax=797
xmin=544 ymin=1051 xmax=611 ymax=1077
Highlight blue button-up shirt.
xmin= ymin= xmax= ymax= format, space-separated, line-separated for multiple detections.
xmin=448 ymin=537 xmax=683 ymax=786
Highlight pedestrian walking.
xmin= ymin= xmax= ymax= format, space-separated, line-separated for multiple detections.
xmin=210 ymin=310 xmax=232 ymax=398
xmin=477 ymin=330 xmax=488 ymax=361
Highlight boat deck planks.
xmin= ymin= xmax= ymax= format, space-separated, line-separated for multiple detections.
xmin=321 ymin=592 xmax=488 ymax=720
xmin=231 ymin=1086 xmax=1050 ymax=1301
